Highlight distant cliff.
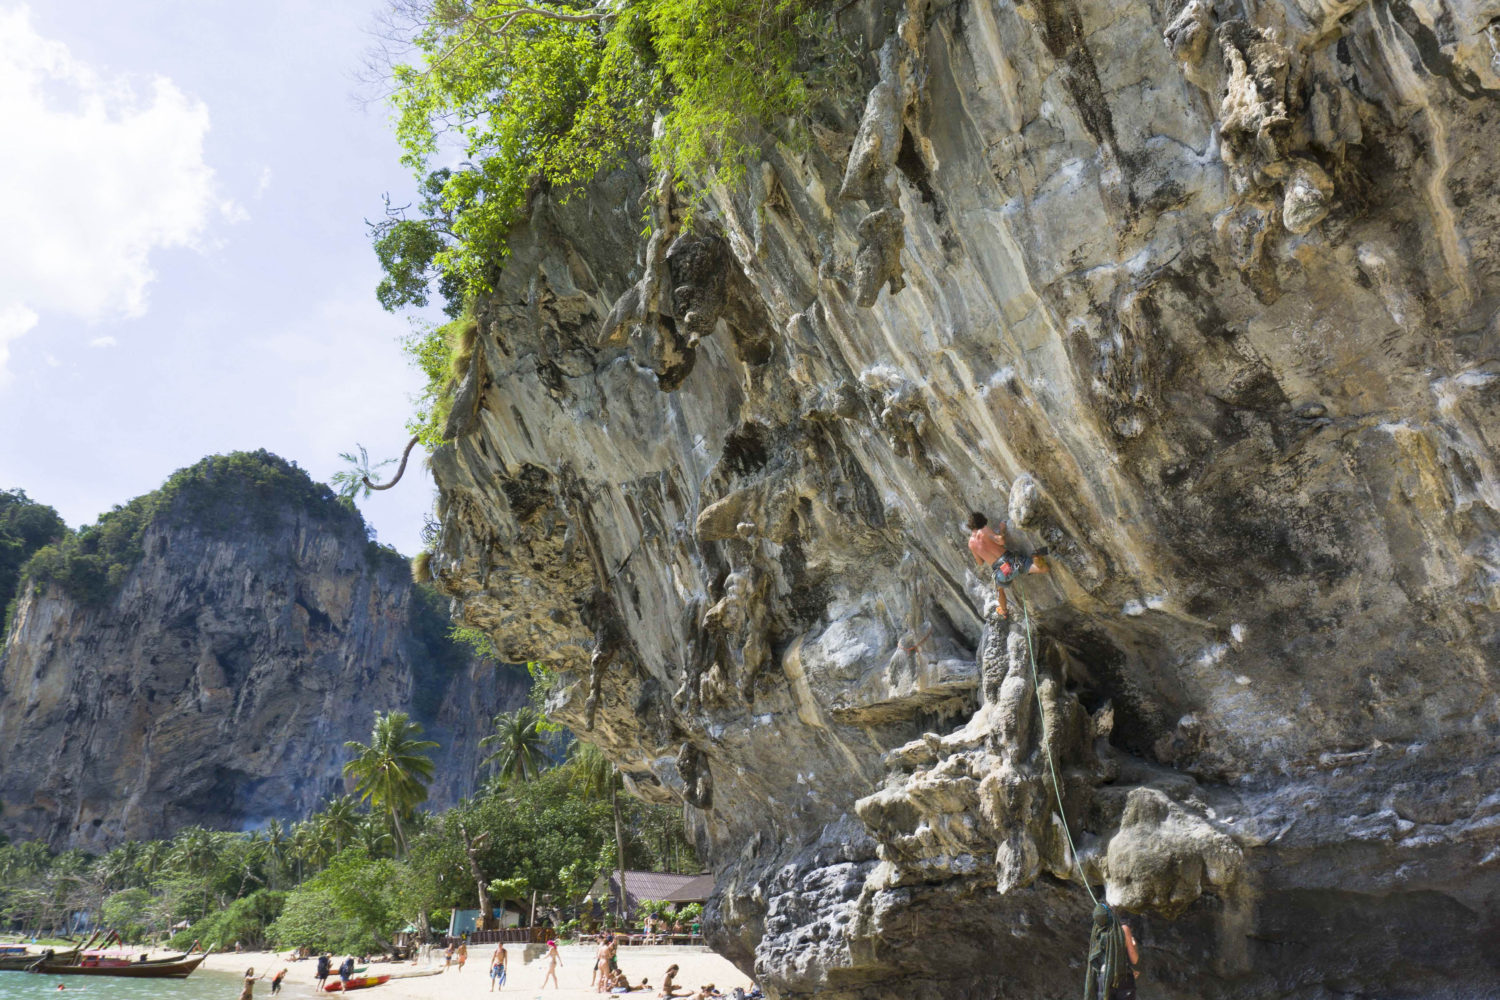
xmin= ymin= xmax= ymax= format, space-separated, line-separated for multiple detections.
xmin=0 ymin=451 xmax=528 ymax=850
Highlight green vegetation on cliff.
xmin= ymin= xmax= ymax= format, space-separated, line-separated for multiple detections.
xmin=0 ymin=490 xmax=67 ymax=631
xmin=371 ymin=0 xmax=846 ymax=315
xmin=17 ymin=451 xmax=383 ymax=606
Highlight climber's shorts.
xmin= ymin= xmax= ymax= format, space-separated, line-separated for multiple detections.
xmin=993 ymin=552 xmax=1032 ymax=587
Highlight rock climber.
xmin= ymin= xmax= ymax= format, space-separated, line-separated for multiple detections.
xmin=966 ymin=511 xmax=1047 ymax=618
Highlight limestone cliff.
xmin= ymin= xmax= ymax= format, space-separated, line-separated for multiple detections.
xmin=0 ymin=453 xmax=528 ymax=850
xmin=425 ymin=0 xmax=1500 ymax=996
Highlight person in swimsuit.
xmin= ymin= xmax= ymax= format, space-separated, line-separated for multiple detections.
xmin=967 ymin=511 xmax=1048 ymax=619
xmin=541 ymin=940 xmax=562 ymax=989
xmin=239 ymin=968 xmax=264 ymax=1000
xmin=270 ymin=970 xmax=286 ymax=995
xmin=489 ymin=943 xmax=507 ymax=991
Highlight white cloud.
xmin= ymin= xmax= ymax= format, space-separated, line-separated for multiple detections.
xmin=88 ymin=335 xmax=117 ymax=348
xmin=0 ymin=303 xmax=38 ymax=373
xmin=0 ymin=6 xmax=223 ymax=371
xmin=255 ymin=166 xmax=273 ymax=197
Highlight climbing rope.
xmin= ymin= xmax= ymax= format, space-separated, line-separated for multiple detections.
xmin=1015 ymin=590 xmax=1098 ymax=906
xmin=1015 ymin=591 xmax=1130 ymax=1000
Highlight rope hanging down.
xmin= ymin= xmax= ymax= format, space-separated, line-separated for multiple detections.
xmin=1015 ymin=593 xmax=1132 ymax=999
xmin=1015 ymin=590 xmax=1097 ymax=906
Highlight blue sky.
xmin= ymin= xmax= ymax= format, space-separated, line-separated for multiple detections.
xmin=0 ymin=1 xmax=438 ymax=554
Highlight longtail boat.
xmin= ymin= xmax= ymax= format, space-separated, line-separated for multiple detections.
xmin=0 ymin=946 xmax=80 ymax=972
xmin=323 ymin=974 xmax=391 ymax=992
xmin=30 ymin=953 xmax=207 ymax=978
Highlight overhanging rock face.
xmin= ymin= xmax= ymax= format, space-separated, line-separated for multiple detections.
xmin=427 ymin=0 xmax=1500 ymax=995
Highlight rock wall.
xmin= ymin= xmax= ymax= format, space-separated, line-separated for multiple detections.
xmin=426 ymin=0 xmax=1500 ymax=996
xmin=0 ymin=460 xmax=528 ymax=850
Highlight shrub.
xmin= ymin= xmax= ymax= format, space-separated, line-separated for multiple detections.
xmin=375 ymin=0 xmax=848 ymax=315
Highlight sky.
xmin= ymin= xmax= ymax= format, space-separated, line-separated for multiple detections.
xmin=0 ymin=0 xmax=439 ymax=554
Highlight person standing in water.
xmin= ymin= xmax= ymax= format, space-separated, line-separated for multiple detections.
xmin=239 ymin=968 xmax=265 ymax=1000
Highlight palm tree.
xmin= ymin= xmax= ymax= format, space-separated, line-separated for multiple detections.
xmin=320 ymin=795 xmax=362 ymax=853
xmin=263 ymin=819 xmax=288 ymax=889
xmin=139 ymin=840 xmax=168 ymax=883
xmin=343 ymin=710 xmax=439 ymax=856
xmin=354 ymin=814 xmax=394 ymax=857
xmin=479 ymin=706 xmax=550 ymax=784
xmin=568 ymin=741 xmax=628 ymax=922
xmin=289 ymin=821 xmax=326 ymax=880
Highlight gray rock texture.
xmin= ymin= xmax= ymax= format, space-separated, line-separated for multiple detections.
xmin=424 ymin=0 xmax=1500 ymax=995
xmin=0 ymin=468 xmax=527 ymax=850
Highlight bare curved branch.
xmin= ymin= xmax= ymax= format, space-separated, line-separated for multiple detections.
xmin=363 ymin=434 xmax=423 ymax=492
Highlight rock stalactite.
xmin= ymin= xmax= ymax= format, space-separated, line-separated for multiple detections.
xmin=426 ymin=0 xmax=1500 ymax=995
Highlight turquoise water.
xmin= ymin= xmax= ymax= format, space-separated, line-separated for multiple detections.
xmin=0 ymin=971 xmax=288 ymax=1000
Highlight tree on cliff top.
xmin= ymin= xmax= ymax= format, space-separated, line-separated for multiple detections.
xmin=370 ymin=0 xmax=845 ymax=315
xmin=344 ymin=711 xmax=439 ymax=857
xmin=0 ymin=489 xmax=67 ymax=631
xmin=17 ymin=450 xmax=375 ymax=607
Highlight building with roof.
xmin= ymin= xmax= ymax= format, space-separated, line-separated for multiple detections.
xmin=589 ymin=870 xmax=712 ymax=918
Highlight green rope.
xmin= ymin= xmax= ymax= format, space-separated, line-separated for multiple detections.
xmin=1084 ymin=902 xmax=1128 ymax=1000
xmin=1015 ymin=590 xmax=1098 ymax=907
xmin=1015 ymin=591 xmax=1121 ymax=998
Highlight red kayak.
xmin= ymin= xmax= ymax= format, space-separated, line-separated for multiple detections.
xmin=324 ymin=975 xmax=391 ymax=992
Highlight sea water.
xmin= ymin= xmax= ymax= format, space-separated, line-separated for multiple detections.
xmin=0 ymin=970 xmax=290 ymax=1000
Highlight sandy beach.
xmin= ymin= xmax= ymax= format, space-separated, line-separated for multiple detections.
xmin=201 ymin=946 xmax=753 ymax=1000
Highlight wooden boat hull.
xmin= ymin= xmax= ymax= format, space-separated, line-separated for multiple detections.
xmin=0 ymin=948 xmax=78 ymax=972
xmin=32 ymin=954 xmax=207 ymax=978
xmin=324 ymin=975 xmax=391 ymax=992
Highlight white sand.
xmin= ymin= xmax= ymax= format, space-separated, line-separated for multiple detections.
xmin=202 ymin=946 xmax=752 ymax=1000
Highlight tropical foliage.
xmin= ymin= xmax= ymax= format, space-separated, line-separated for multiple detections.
xmin=0 ymin=489 xmax=67 ymax=631
xmin=0 ymin=736 xmax=695 ymax=952
xmin=480 ymin=705 xmax=550 ymax=784
xmin=343 ymin=711 xmax=440 ymax=856
xmin=372 ymin=0 xmax=847 ymax=315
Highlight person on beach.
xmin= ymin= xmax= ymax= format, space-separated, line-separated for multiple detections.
xmin=457 ymin=940 xmax=468 ymax=973
xmin=338 ymin=956 xmax=355 ymax=989
xmin=315 ymin=953 xmax=331 ymax=990
xmin=270 ymin=970 xmax=286 ymax=995
xmin=659 ymin=964 xmax=686 ymax=998
xmin=541 ymin=940 xmax=562 ymax=989
xmin=240 ymin=967 xmax=265 ymax=1000
xmin=444 ymin=944 xmax=455 ymax=969
xmin=593 ymin=936 xmax=611 ymax=991
xmin=489 ymin=943 xmax=507 ymax=991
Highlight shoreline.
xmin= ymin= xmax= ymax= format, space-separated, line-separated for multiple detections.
xmin=200 ymin=946 xmax=752 ymax=999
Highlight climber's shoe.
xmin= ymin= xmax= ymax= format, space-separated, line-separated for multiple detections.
xmin=1034 ymin=546 xmax=1050 ymax=557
